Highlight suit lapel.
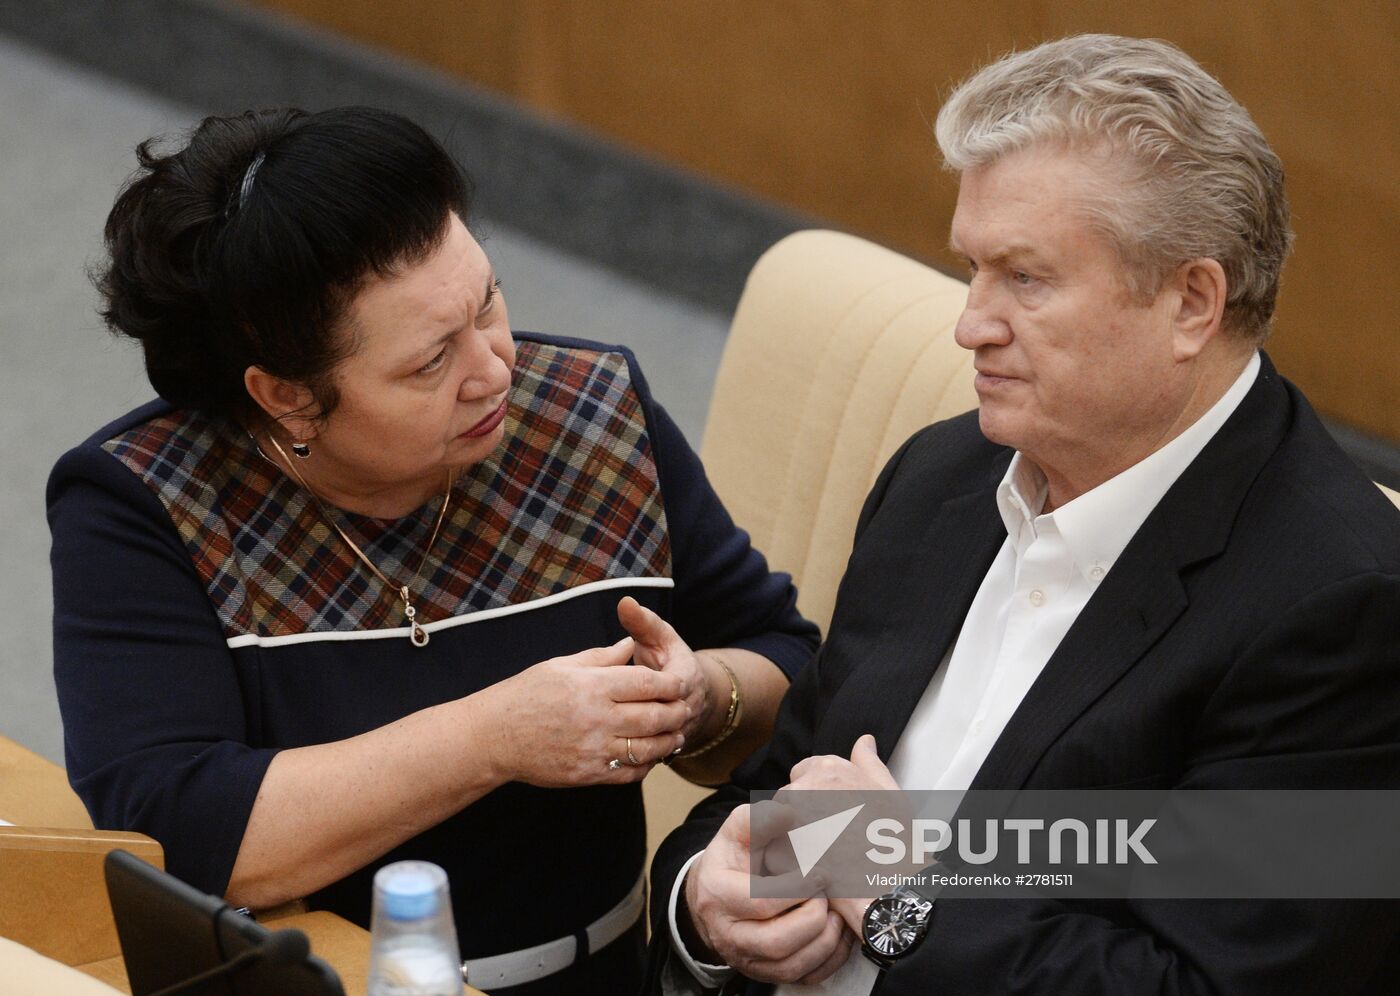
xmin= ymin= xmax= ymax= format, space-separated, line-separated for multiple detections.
xmin=818 ymin=484 xmax=1007 ymax=758
xmin=971 ymin=354 xmax=1294 ymax=790
xmin=969 ymin=522 xmax=1188 ymax=789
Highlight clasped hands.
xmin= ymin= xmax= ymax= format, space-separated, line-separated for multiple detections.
xmin=679 ymin=734 xmax=897 ymax=984
xmin=475 ymin=595 xmax=717 ymax=786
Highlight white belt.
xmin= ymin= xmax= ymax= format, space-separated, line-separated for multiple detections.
xmin=460 ymin=872 xmax=645 ymax=990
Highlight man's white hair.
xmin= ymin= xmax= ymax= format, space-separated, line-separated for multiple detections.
xmin=936 ymin=34 xmax=1292 ymax=341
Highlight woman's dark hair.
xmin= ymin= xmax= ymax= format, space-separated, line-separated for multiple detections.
xmin=96 ymin=106 xmax=473 ymax=423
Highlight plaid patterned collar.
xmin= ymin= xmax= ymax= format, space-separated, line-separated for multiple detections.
xmin=104 ymin=339 xmax=673 ymax=643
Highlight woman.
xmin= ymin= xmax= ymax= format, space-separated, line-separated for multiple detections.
xmin=49 ymin=107 xmax=817 ymax=994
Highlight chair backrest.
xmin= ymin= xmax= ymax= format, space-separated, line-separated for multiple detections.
xmin=0 ymin=735 xmax=165 ymax=967
xmin=642 ymin=230 xmax=978 ymax=869
xmin=0 ymin=826 xmax=164 ymax=966
xmin=0 ymin=733 xmax=93 ymax=829
xmin=699 ymin=229 xmax=976 ymax=632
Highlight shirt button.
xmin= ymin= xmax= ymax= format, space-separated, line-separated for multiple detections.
xmin=1029 ymin=589 xmax=1045 ymax=606
xmin=1090 ymin=566 xmax=1105 ymax=581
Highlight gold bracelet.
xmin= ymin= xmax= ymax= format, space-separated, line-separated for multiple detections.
xmin=671 ymin=658 xmax=743 ymax=761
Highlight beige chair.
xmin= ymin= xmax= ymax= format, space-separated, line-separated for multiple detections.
xmin=699 ymin=230 xmax=979 ymax=631
xmin=0 ymin=936 xmax=125 ymax=995
xmin=644 ymin=229 xmax=978 ymax=856
xmin=642 ymin=227 xmax=1400 ymax=866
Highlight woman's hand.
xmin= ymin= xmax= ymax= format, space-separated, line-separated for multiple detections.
xmin=616 ymin=596 xmax=719 ymax=747
xmin=617 ymin=597 xmax=797 ymax=786
xmin=471 ymin=636 xmax=690 ymax=787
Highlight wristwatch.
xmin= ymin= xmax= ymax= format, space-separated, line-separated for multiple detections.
xmin=860 ymin=885 xmax=934 ymax=968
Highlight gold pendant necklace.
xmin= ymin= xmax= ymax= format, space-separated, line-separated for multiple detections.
xmin=265 ymin=435 xmax=454 ymax=648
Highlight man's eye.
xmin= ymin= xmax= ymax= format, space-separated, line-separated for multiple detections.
xmin=480 ymin=278 xmax=503 ymax=317
xmin=1012 ymin=270 xmax=1036 ymax=286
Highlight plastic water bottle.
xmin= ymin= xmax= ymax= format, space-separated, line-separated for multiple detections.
xmin=367 ymin=860 xmax=463 ymax=996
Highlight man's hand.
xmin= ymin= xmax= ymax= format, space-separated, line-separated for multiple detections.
xmin=784 ymin=734 xmax=898 ymax=933
xmin=786 ymin=733 xmax=900 ymax=792
xmin=682 ymin=803 xmax=856 ymax=984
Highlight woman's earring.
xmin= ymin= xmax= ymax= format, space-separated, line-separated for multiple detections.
xmin=291 ymin=441 xmax=311 ymax=459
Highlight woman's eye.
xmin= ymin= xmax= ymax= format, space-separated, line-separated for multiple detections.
xmin=418 ymin=348 xmax=447 ymax=375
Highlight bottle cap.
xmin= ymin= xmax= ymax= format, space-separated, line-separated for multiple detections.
xmin=375 ymin=862 xmax=445 ymax=921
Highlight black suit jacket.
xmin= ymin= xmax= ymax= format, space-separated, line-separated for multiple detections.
xmin=646 ymin=356 xmax=1400 ymax=995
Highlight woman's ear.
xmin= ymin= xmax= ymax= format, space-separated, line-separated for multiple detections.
xmin=1169 ymin=257 xmax=1228 ymax=362
xmin=243 ymin=366 xmax=321 ymax=442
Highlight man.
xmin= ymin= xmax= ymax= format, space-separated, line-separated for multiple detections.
xmin=645 ymin=34 xmax=1400 ymax=995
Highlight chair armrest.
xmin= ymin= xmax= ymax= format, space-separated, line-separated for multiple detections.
xmin=0 ymin=826 xmax=163 ymax=966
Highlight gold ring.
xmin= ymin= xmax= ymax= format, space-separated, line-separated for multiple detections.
xmin=626 ymin=737 xmax=641 ymax=766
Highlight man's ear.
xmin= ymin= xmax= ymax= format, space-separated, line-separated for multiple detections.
xmin=243 ymin=366 xmax=320 ymax=442
xmin=1169 ymin=257 xmax=1228 ymax=362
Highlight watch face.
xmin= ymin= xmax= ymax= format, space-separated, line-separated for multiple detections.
xmin=864 ymin=894 xmax=928 ymax=958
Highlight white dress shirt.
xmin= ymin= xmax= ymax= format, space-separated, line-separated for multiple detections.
xmin=669 ymin=354 xmax=1261 ymax=996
